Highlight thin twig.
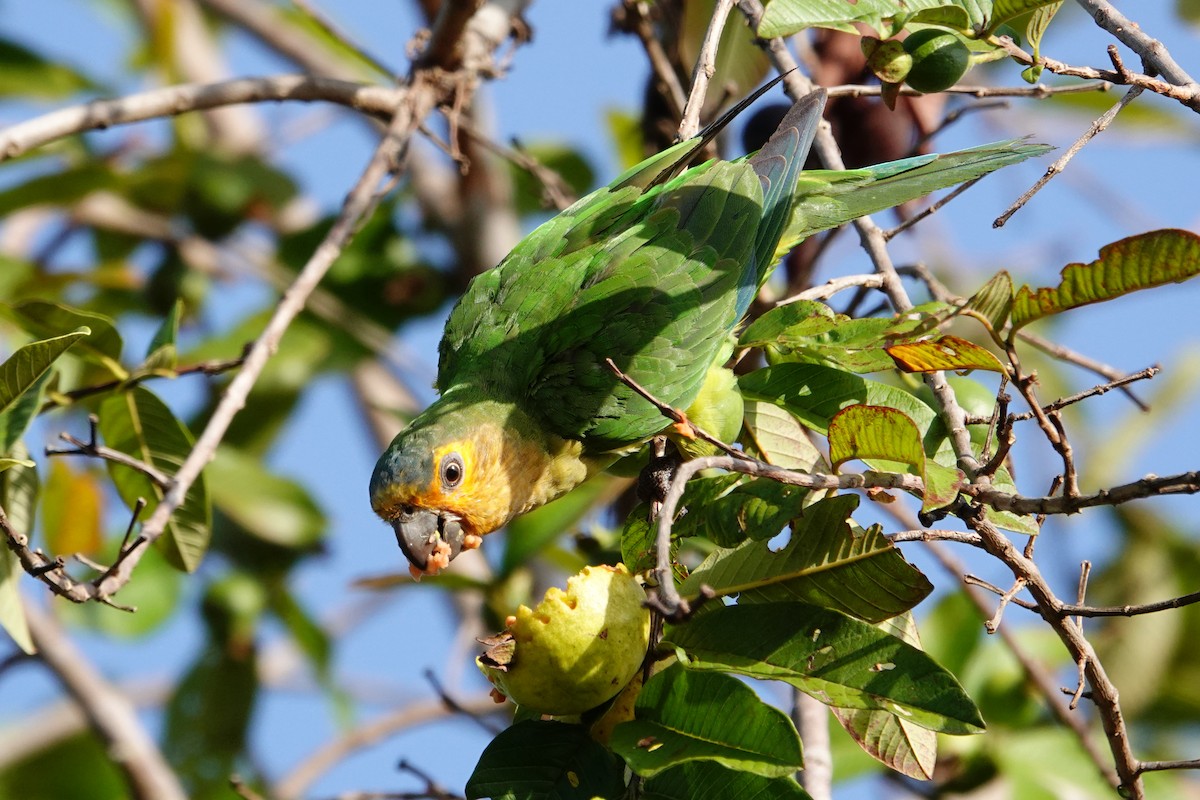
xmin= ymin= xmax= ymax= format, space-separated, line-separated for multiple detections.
xmin=677 ymin=0 xmax=736 ymax=140
xmin=43 ymin=355 xmax=247 ymax=411
xmin=984 ymin=578 xmax=1027 ymax=633
xmin=1137 ymin=759 xmax=1200 ymax=775
xmin=922 ymin=538 xmax=1121 ymax=791
xmin=1059 ymin=589 xmax=1200 ymax=618
xmin=604 ymin=358 xmax=746 ymax=460
xmin=775 ymin=273 xmax=885 ymax=305
xmin=965 ymin=366 xmax=1160 ymax=424
xmin=884 ymin=178 xmax=982 ymax=241
xmin=45 ymin=418 xmax=173 ymax=489
xmin=995 ymin=78 xmax=1145 ymax=227
xmin=822 ymin=80 xmax=1111 ymax=100
xmin=888 ymin=529 xmax=984 ymax=546
xmin=615 ymin=1 xmax=687 ymax=119
xmin=1019 ymin=331 xmax=1151 ymax=411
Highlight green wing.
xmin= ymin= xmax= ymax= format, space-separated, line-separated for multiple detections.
xmin=439 ymin=160 xmax=764 ymax=452
xmin=773 ymin=139 xmax=1053 ymax=259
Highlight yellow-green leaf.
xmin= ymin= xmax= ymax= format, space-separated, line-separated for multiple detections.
xmin=1011 ymin=229 xmax=1200 ymax=332
xmin=828 ymin=405 xmax=964 ymax=511
xmin=886 ymin=335 xmax=1005 ymax=373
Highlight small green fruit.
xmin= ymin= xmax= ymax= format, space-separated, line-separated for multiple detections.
xmin=477 ymin=564 xmax=651 ymax=715
xmin=903 ymin=29 xmax=971 ymax=93
xmin=866 ymin=39 xmax=914 ymax=84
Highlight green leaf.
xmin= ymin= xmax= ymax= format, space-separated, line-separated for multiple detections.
xmin=0 ymin=733 xmax=126 ymax=800
xmin=510 ymin=143 xmax=595 ymax=216
xmin=0 ymin=450 xmax=38 ymax=653
xmin=886 ymin=335 xmax=1005 ymax=373
xmin=164 ymin=642 xmax=258 ymax=800
xmin=0 ymin=163 xmax=116 ymax=217
xmin=0 ymin=37 xmax=98 ymax=98
xmin=1011 ymin=229 xmax=1200 ymax=332
xmin=612 ymin=663 xmax=803 ymax=778
xmin=98 ymin=387 xmax=211 ymax=572
xmin=142 ymin=300 xmax=181 ymax=373
xmin=743 ymin=399 xmax=826 ymax=471
xmin=0 ymin=328 xmax=89 ymax=424
xmin=680 ymin=495 xmax=932 ymax=622
xmin=643 ymin=762 xmax=812 ymax=800
xmin=757 ymin=0 xmax=991 ymax=38
xmin=830 ymin=612 xmax=938 ymax=779
xmin=0 ymin=371 xmax=51 ymax=459
xmin=1022 ymin=1 xmax=1064 ymax=55
xmin=990 ymin=0 xmax=1064 ymax=32
xmin=981 ymin=466 xmax=1040 ymax=535
xmin=663 ymin=602 xmax=985 ymax=734
xmin=674 ymin=475 xmax=809 ymax=548
xmin=963 ymin=271 xmax=1014 ymax=333
xmin=832 ymin=703 xmax=937 ymax=780
xmin=739 ymin=301 xmax=839 ymax=349
xmin=9 ymin=301 xmax=125 ymax=378
xmin=741 ymin=364 xmax=938 ymax=438
xmin=465 ymin=720 xmax=626 ymax=800
xmin=268 ymin=584 xmax=333 ymax=687
xmin=828 ymin=404 xmax=965 ymax=510
xmin=206 ymin=445 xmax=325 ymax=549
xmin=621 ymin=504 xmax=662 ymax=575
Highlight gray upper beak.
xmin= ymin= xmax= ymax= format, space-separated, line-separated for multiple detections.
xmin=392 ymin=506 xmax=465 ymax=572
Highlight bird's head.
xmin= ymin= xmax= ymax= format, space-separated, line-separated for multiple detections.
xmin=369 ymin=397 xmax=592 ymax=577
xmin=369 ymin=413 xmax=493 ymax=577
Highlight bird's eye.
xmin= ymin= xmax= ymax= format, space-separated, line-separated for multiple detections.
xmin=440 ymin=453 xmax=464 ymax=490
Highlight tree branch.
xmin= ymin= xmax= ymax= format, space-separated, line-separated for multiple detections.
xmin=0 ymin=76 xmax=400 ymax=162
xmin=26 ymin=602 xmax=187 ymax=800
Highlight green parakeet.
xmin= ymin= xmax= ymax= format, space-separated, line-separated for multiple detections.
xmin=370 ymin=88 xmax=1048 ymax=575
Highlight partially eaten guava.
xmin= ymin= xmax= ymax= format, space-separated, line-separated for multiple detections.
xmin=477 ymin=564 xmax=651 ymax=716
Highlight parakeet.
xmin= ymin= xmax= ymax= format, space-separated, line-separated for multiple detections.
xmin=370 ymin=87 xmax=1048 ymax=576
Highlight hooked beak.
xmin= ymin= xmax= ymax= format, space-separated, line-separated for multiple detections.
xmin=391 ymin=506 xmax=465 ymax=574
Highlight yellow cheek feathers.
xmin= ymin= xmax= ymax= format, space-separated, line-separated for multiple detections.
xmin=406 ymin=428 xmax=592 ymax=539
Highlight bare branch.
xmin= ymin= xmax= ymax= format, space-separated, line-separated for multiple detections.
xmin=614 ymin=1 xmax=687 ymax=119
xmin=992 ymin=35 xmax=1200 ymax=110
xmin=965 ymin=513 xmax=1143 ymax=795
xmin=968 ymin=470 xmax=1200 ymax=516
xmin=965 ymin=366 xmax=1160 ymax=424
xmin=677 ymin=0 xmax=736 ymax=140
xmin=274 ymin=696 xmax=501 ymax=800
xmin=921 ymin=537 xmax=1122 ymax=791
xmin=0 ymin=76 xmax=400 ymax=162
xmin=26 ymin=602 xmax=187 ymax=800
xmin=995 ymin=75 xmax=1144 ymax=227
xmin=1073 ymin=0 xmax=1200 ymax=112
xmin=775 ymin=273 xmax=885 ymax=305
